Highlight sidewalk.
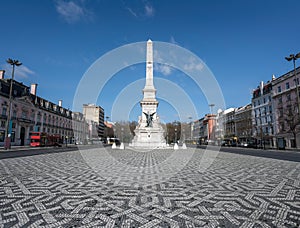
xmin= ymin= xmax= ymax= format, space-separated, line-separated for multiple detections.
xmin=0 ymin=144 xmax=77 ymax=153
xmin=197 ymin=144 xmax=300 ymax=153
xmin=0 ymin=145 xmax=33 ymax=152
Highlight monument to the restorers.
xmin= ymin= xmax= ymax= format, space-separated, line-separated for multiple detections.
xmin=130 ymin=39 xmax=167 ymax=148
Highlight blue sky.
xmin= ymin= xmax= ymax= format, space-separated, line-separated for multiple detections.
xmin=1 ymin=0 xmax=300 ymax=123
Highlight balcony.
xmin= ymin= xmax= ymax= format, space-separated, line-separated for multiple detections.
xmin=0 ymin=114 xmax=7 ymax=119
xmin=18 ymin=117 xmax=34 ymax=124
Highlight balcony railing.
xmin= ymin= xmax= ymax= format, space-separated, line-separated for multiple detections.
xmin=18 ymin=118 xmax=34 ymax=124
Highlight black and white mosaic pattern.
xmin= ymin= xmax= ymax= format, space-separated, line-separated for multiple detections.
xmin=0 ymin=148 xmax=300 ymax=227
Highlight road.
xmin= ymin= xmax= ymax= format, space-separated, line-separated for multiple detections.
xmin=1 ymin=144 xmax=300 ymax=162
xmin=0 ymin=146 xmax=299 ymax=227
xmin=197 ymin=145 xmax=300 ymax=162
xmin=0 ymin=144 xmax=98 ymax=160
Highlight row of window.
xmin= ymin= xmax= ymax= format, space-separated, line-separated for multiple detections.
xmin=277 ymin=91 xmax=300 ymax=103
xmin=32 ymin=126 xmax=72 ymax=136
xmin=1 ymin=107 xmax=73 ymax=128
xmin=254 ymin=115 xmax=273 ymax=125
xmin=277 ymin=78 xmax=299 ymax=93
xmin=254 ymin=106 xmax=272 ymax=117
xmin=255 ymin=126 xmax=274 ymax=135
xmin=253 ymin=96 xmax=271 ymax=107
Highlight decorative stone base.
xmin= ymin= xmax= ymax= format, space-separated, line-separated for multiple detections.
xmin=173 ymin=143 xmax=179 ymax=150
xmin=130 ymin=126 xmax=167 ymax=149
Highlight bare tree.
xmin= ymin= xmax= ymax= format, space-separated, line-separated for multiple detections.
xmin=165 ymin=121 xmax=181 ymax=144
xmin=112 ymin=121 xmax=138 ymax=143
xmin=278 ymin=101 xmax=300 ymax=148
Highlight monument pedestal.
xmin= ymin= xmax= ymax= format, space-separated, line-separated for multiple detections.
xmin=130 ymin=124 xmax=166 ymax=149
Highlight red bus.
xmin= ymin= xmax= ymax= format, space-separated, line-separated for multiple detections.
xmin=30 ymin=132 xmax=62 ymax=147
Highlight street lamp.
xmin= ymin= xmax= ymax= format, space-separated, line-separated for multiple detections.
xmin=121 ymin=127 xmax=124 ymax=142
xmin=285 ymin=52 xmax=300 ymax=119
xmin=4 ymin=58 xmax=22 ymax=149
xmin=188 ymin=116 xmax=192 ymax=142
xmin=65 ymin=136 xmax=68 ymax=147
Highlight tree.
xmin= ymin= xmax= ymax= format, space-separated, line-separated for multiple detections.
xmin=278 ymin=101 xmax=300 ymax=148
xmin=165 ymin=121 xmax=181 ymax=144
xmin=111 ymin=121 xmax=138 ymax=143
xmin=129 ymin=121 xmax=138 ymax=136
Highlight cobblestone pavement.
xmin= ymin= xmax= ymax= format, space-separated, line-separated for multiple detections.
xmin=0 ymin=148 xmax=300 ymax=228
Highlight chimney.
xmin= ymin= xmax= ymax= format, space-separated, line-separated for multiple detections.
xmin=0 ymin=70 xmax=5 ymax=79
xmin=260 ymin=81 xmax=264 ymax=93
xmin=30 ymin=83 xmax=38 ymax=96
xmin=58 ymin=100 xmax=62 ymax=107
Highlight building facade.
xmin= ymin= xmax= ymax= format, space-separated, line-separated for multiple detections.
xmin=0 ymin=71 xmax=75 ymax=146
xmin=0 ymin=70 xmax=98 ymax=147
xmin=82 ymin=104 xmax=105 ymax=139
xmin=252 ymin=78 xmax=276 ymax=148
xmin=235 ymin=104 xmax=252 ymax=144
xmin=198 ymin=114 xmax=216 ymax=144
xmin=272 ymin=67 xmax=300 ymax=149
xmin=72 ymin=112 xmax=89 ymax=144
xmin=224 ymin=109 xmax=236 ymax=141
xmin=191 ymin=118 xmax=202 ymax=142
xmin=215 ymin=108 xmax=234 ymax=144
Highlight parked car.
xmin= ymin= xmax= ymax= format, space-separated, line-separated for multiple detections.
xmin=221 ymin=140 xmax=229 ymax=147
xmin=103 ymin=138 xmax=121 ymax=146
xmin=221 ymin=140 xmax=237 ymax=147
xmin=239 ymin=141 xmax=257 ymax=148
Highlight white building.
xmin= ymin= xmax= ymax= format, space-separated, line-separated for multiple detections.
xmin=252 ymin=77 xmax=276 ymax=148
xmin=82 ymin=104 xmax=105 ymax=139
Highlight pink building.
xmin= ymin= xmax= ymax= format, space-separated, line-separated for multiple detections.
xmin=272 ymin=66 xmax=300 ymax=149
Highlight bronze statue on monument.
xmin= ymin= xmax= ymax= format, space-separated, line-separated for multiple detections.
xmin=143 ymin=112 xmax=156 ymax=127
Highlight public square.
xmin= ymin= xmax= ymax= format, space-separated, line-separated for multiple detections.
xmin=0 ymin=147 xmax=300 ymax=227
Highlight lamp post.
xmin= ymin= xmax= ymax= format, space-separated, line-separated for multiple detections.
xmin=285 ymin=53 xmax=300 ymax=119
xmin=4 ymin=58 xmax=22 ymax=149
xmin=121 ymin=127 xmax=124 ymax=142
xmin=65 ymin=136 xmax=68 ymax=147
xmin=104 ymin=116 xmax=111 ymax=140
xmin=166 ymin=132 xmax=169 ymax=145
xmin=188 ymin=116 xmax=192 ymax=142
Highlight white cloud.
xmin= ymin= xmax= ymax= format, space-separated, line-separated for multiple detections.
xmin=55 ymin=0 xmax=92 ymax=23
xmin=144 ymin=3 xmax=154 ymax=17
xmin=153 ymin=49 xmax=174 ymax=76
xmin=16 ymin=65 xmax=35 ymax=79
xmin=2 ymin=64 xmax=35 ymax=79
xmin=153 ymin=49 xmax=163 ymax=63
xmin=124 ymin=1 xmax=155 ymax=18
xmin=154 ymin=64 xmax=172 ymax=76
xmin=183 ymin=57 xmax=204 ymax=72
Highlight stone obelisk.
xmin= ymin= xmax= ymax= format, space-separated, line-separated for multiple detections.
xmin=130 ymin=39 xmax=166 ymax=149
